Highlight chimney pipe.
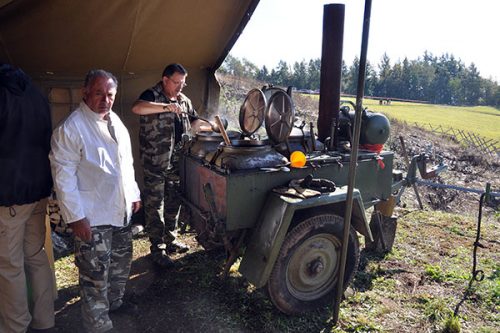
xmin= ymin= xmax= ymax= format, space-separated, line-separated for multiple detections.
xmin=317 ymin=4 xmax=345 ymax=146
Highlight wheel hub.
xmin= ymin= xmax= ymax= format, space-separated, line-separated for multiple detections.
xmin=308 ymin=257 xmax=325 ymax=276
xmin=286 ymin=233 xmax=341 ymax=301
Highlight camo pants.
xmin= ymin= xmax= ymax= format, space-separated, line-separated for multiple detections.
xmin=142 ymin=151 xmax=182 ymax=251
xmin=74 ymin=225 xmax=132 ymax=333
xmin=140 ymin=112 xmax=183 ymax=252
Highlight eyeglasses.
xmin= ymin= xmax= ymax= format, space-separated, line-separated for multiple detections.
xmin=167 ymin=77 xmax=187 ymax=88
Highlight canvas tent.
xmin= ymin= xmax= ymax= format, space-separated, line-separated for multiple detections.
xmin=0 ymin=0 xmax=259 ymax=183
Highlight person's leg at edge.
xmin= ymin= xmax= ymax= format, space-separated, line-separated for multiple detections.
xmin=24 ymin=198 xmax=55 ymax=330
xmin=0 ymin=202 xmax=36 ymax=332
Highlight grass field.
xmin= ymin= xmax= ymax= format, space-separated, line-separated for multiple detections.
xmin=302 ymin=94 xmax=500 ymax=148
xmin=343 ymin=97 xmax=500 ymax=147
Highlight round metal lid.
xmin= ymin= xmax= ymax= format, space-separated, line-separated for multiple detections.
xmin=239 ymin=88 xmax=266 ymax=136
xmin=265 ymin=90 xmax=295 ymax=144
xmin=262 ymin=86 xmax=284 ymax=101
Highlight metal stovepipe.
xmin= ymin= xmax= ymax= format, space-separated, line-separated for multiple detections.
xmin=317 ymin=4 xmax=344 ymax=145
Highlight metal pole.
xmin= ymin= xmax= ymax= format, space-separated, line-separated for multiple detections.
xmin=333 ymin=0 xmax=372 ymax=324
xmin=416 ymin=179 xmax=500 ymax=197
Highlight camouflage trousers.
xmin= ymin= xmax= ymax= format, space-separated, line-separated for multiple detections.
xmin=142 ymin=151 xmax=182 ymax=253
xmin=74 ymin=225 xmax=132 ymax=333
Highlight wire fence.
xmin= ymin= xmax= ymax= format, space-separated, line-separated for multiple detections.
xmin=413 ymin=123 xmax=499 ymax=160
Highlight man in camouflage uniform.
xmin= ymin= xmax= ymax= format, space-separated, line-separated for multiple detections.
xmin=132 ymin=63 xmax=196 ymax=267
xmin=50 ymin=70 xmax=141 ymax=333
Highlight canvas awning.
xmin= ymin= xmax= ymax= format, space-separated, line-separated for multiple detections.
xmin=0 ymin=0 xmax=259 ymax=77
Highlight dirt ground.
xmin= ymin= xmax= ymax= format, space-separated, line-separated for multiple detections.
xmin=52 ymin=237 xmax=237 ymax=333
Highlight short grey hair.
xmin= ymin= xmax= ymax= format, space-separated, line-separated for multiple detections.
xmin=84 ymin=69 xmax=118 ymax=88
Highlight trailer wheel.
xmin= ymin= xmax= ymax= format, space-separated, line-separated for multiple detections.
xmin=267 ymin=214 xmax=360 ymax=314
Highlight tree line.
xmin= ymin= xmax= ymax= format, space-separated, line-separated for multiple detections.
xmin=219 ymin=52 xmax=500 ymax=107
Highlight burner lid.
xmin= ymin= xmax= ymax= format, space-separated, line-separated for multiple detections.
xmin=239 ymin=88 xmax=266 ymax=136
xmin=265 ymin=90 xmax=294 ymax=144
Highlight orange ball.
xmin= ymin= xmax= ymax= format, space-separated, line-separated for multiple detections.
xmin=290 ymin=151 xmax=306 ymax=168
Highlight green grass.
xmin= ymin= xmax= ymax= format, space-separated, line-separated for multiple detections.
xmin=54 ymin=254 xmax=77 ymax=290
xmin=443 ymin=315 xmax=462 ymax=333
xmin=304 ymin=94 xmax=500 ymax=147
xmin=360 ymin=98 xmax=499 ymax=146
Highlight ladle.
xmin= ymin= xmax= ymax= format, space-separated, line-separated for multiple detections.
xmin=182 ymin=112 xmax=228 ymax=133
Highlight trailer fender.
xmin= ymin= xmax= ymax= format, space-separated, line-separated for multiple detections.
xmin=239 ymin=186 xmax=370 ymax=288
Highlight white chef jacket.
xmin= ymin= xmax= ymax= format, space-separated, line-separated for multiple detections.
xmin=50 ymin=101 xmax=140 ymax=227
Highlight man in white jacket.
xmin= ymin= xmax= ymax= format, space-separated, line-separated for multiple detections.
xmin=50 ymin=69 xmax=141 ymax=333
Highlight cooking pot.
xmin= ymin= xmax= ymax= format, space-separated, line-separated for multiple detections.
xmin=188 ymin=130 xmax=240 ymax=160
xmin=206 ymin=139 xmax=287 ymax=171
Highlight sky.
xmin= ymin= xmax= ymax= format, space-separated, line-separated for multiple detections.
xmin=229 ymin=0 xmax=500 ymax=82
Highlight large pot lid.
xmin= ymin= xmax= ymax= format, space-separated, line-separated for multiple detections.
xmin=265 ymin=90 xmax=295 ymax=144
xmin=239 ymin=88 xmax=266 ymax=136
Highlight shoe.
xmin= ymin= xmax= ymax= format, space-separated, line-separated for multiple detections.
xmin=109 ymin=299 xmax=139 ymax=315
xmin=166 ymin=240 xmax=189 ymax=254
xmin=131 ymin=224 xmax=144 ymax=236
xmin=28 ymin=328 xmax=56 ymax=333
xmin=150 ymin=251 xmax=176 ymax=268
xmin=109 ymin=299 xmax=123 ymax=312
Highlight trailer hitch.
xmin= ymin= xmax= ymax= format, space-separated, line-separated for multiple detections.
xmin=404 ymin=152 xmax=447 ymax=185
xmin=394 ymin=150 xmax=448 ymax=208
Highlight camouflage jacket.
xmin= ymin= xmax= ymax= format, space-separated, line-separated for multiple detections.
xmin=138 ymin=82 xmax=196 ymax=159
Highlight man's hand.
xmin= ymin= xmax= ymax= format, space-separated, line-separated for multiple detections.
xmin=71 ymin=218 xmax=92 ymax=242
xmin=163 ymin=103 xmax=182 ymax=115
xmin=132 ymin=201 xmax=142 ymax=213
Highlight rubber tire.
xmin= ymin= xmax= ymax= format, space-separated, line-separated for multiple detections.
xmin=267 ymin=214 xmax=360 ymax=315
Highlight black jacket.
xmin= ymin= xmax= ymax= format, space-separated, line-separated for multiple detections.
xmin=0 ymin=64 xmax=53 ymax=206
